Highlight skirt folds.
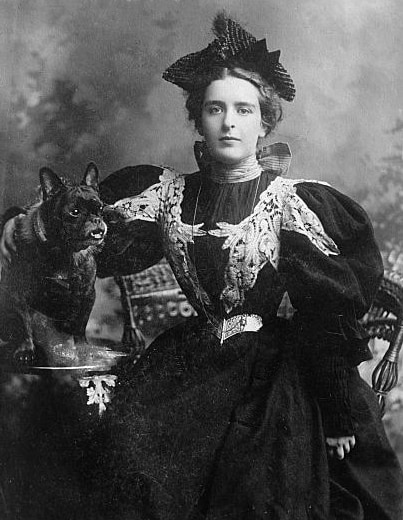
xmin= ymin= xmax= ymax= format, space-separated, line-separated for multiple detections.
xmin=84 ymin=318 xmax=403 ymax=519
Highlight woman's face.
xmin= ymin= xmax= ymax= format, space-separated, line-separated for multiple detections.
xmin=200 ymin=76 xmax=266 ymax=165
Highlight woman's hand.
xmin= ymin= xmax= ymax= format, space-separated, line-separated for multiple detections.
xmin=0 ymin=217 xmax=18 ymax=264
xmin=326 ymin=435 xmax=356 ymax=460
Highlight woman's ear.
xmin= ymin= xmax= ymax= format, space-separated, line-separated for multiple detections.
xmin=259 ymin=123 xmax=267 ymax=138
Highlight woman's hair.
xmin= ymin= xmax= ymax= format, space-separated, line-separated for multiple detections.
xmin=185 ymin=66 xmax=283 ymax=136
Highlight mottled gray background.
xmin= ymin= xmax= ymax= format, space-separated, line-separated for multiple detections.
xmin=0 ymin=0 xmax=402 ymax=208
xmin=1 ymin=0 xmax=403 ymax=461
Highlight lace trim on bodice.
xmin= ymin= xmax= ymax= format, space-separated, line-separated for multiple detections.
xmin=111 ymin=170 xmax=340 ymax=315
xmin=208 ymin=177 xmax=339 ymax=311
xmin=158 ymin=172 xmax=215 ymax=317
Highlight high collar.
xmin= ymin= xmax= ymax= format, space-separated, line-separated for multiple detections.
xmin=208 ymin=154 xmax=262 ymax=184
xmin=194 ymin=141 xmax=292 ymax=182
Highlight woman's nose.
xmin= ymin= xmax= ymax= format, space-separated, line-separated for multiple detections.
xmin=222 ymin=110 xmax=235 ymax=130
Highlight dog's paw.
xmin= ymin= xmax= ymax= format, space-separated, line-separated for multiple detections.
xmin=74 ymin=335 xmax=89 ymax=346
xmin=13 ymin=345 xmax=36 ymax=365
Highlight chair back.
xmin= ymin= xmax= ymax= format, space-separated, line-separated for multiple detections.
xmin=361 ymin=270 xmax=403 ymax=413
xmin=116 ymin=263 xmax=403 ymax=412
xmin=115 ymin=258 xmax=196 ymax=357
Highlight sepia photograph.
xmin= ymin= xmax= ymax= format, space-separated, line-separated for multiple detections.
xmin=0 ymin=0 xmax=402 ymax=518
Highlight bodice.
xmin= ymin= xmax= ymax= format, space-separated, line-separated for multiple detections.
xmin=180 ymin=171 xmax=293 ymax=321
xmin=109 ymin=166 xmax=339 ymax=326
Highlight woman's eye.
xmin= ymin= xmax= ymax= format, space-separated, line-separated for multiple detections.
xmin=69 ymin=208 xmax=80 ymax=217
xmin=208 ymin=106 xmax=222 ymax=114
xmin=238 ymin=107 xmax=252 ymax=115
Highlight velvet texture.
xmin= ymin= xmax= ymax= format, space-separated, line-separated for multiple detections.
xmin=88 ymin=166 xmax=403 ymax=519
xmin=1 ymin=164 xmax=402 ymax=519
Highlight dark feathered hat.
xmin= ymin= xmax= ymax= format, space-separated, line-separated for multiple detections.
xmin=163 ymin=12 xmax=295 ymax=102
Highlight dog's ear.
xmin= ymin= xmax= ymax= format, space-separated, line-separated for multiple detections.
xmin=40 ymin=167 xmax=66 ymax=200
xmin=82 ymin=162 xmax=99 ymax=189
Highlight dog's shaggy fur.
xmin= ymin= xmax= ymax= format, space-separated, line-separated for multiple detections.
xmin=0 ymin=163 xmax=107 ymax=364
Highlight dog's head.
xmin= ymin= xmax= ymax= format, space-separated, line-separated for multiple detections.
xmin=39 ymin=163 xmax=107 ymax=252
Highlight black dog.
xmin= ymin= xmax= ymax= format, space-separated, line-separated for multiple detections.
xmin=0 ymin=163 xmax=107 ymax=364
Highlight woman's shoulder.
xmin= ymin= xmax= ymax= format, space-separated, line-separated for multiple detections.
xmin=266 ymin=176 xmax=368 ymax=219
xmin=99 ymin=164 xmax=193 ymax=203
xmin=276 ymin=177 xmax=375 ymax=245
xmin=291 ymin=179 xmax=371 ymax=225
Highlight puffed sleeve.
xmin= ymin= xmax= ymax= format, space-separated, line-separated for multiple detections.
xmin=280 ymin=183 xmax=382 ymax=317
xmin=278 ymin=182 xmax=383 ymax=436
xmin=96 ymin=165 xmax=164 ymax=278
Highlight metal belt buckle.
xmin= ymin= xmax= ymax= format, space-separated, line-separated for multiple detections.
xmin=219 ymin=315 xmax=245 ymax=344
xmin=217 ymin=314 xmax=263 ymax=344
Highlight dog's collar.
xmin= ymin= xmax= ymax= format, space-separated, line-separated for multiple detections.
xmin=33 ymin=208 xmax=48 ymax=243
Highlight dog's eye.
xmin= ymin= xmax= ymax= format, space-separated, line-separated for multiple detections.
xmin=69 ymin=208 xmax=80 ymax=217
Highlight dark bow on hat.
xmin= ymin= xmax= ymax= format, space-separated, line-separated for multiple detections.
xmin=163 ymin=12 xmax=295 ymax=102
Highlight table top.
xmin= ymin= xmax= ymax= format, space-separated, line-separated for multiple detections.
xmin=0 ymin=341 xmax=129 ymax=376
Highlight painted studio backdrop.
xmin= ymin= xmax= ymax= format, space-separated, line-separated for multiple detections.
xmin=0 ymin=0 xmax=403 ymax=460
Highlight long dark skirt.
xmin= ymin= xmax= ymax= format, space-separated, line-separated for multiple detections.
xmin=85 ymin=318 xmax=403 ymax=520
xmin=1 ymin=318 xmax=402 ymax=519
xmin=328 ymin=371 xmax=403 ymax=520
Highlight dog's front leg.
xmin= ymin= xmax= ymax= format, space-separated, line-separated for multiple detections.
xmin=73 ymin=334 xmax=89 ymax=346
xmin=71 ymin=306 xmax=91 ymax=346
xmin=14 ymin=306 xmax=36 ymax=365
xmin=72 ymin=289 xmax=96 ymax=347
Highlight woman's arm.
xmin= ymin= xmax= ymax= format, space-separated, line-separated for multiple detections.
xmin=279 ymin=182 xmax=383 ymax=447
xmin=96 ymin=164 xmax=165 ymax=278
xmin=0 ymin=218 xmax=17 ymax=263
xmin=0 ymin=207 xmax=28 ymax=263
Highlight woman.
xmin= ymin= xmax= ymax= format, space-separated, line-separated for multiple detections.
xmin=2 ymin=12 xmax=403 ymax=520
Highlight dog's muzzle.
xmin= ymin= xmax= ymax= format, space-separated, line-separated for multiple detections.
xmin=90 ymin=222 xmax=107 ymax=241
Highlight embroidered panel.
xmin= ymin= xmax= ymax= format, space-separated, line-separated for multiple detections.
xmin=110 ymin=167 xmax=178 ymax=222
xmin=208 ymin=177 xmax=339 ymax=312
xmin=158 ymin=174 xmax=214 ymax=318
xmin=282 ymin=186 xmax=339 ymax=257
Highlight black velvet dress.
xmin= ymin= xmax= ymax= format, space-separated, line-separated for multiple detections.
xmin=86 ymin=151 xmax=403 ymax=520
xmin=1 ymin=148 xmax=402 ymax=520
